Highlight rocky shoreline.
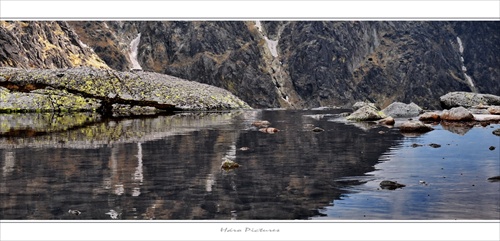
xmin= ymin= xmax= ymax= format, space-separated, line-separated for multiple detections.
xmin=343 ymin=91 xmax=500 ymax=135
xmin=0 ymin=67 xmax=251 ymax=116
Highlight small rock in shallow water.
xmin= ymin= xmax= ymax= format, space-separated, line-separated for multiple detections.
xmin=221 ymin=159 xmax=240 ymax=170
xmin=378 ymin=116 xmax=395 ymax=125
xmin=259 ymin=127 xmax=279 ymax=134
xmin=252 ymin=120 xmax=271 ymax=128
xmin=429 ymin=143 xmax=441 ymax=148
xmin=380 ymin=180 xmax=406 ymax=190
xmin=489 ymin=146 xmax=496 ymax=150
xmin=487 ymin=176 xmax=500 ymax=182
xmin=312 ymin=127 xmax=325 ymax=132
xmin=492 ymin=129 xmax=500 ymax=136
xmin=68 ymin=209 xmax=81 ymax=215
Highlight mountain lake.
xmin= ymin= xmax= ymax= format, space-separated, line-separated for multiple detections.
xmin=0 ymin=109 xmax=499 ymax=220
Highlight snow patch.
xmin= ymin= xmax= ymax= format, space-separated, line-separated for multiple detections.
xmin=264 ymin=37 xmax=279 ymax=57
xmin=464 ymin=73 xmax=475 ymax=87
xmin=457 ymin=36 xmax=464 ymax=54
xmin=129 ymin=33 xmax=142 ymax=70
xmin=255 ymin=20 xmax=279 ymax=57
xmin=255 ymin=20 xmax=262 ymax=31
xmin=456 ymin=36 xmax=475 ymax=88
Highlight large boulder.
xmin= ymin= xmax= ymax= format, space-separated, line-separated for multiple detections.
xmin=441 ymin=107 xmax=474 ymax=121
xmin=346 ymin=105 xmax=386 ymax=121
xmin=440 ymin=92 xmax=500 ymax=109
xmin=352 ymin=101 xmax=377 ymax=111
xmin=381 ymin=102 xmax=423 ymax=118
xmin=0 ymin=67 xmax=251 ymax=114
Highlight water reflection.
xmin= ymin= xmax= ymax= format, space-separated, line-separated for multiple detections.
xmin=315 ymin=124 xmax=500 ymax=220
xmin=0 ymin=110 xmax=498 ymax=220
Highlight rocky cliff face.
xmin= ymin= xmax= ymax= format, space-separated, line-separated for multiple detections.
xmin=1 ymin=21 xmax=499 ymax=109
xmin=0 ymin=21 xmax=108 ymax=69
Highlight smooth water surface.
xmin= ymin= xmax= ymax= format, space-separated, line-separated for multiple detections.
xmin=0 ymin=110 xmax=499 ymax=220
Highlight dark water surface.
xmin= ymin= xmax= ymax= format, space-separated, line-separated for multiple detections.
xmin=0 ymin=110 xmax=499 ymax=220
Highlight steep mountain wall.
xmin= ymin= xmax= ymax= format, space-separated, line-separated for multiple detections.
xmin=1 ymin=21 xmax=499 ymax=109
xmin=0 ymin=21 xmax=107 ymax=69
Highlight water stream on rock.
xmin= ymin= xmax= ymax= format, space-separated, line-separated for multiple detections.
xmin=0 ymin=109 xmax=498 ymax=220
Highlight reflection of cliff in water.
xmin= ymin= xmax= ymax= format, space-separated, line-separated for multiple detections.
xmin=0 ymin=110 xmax=404 ymax=219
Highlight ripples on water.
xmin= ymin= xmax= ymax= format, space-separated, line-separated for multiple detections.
xmin=0 ymin=110 xmax=498 ymax=220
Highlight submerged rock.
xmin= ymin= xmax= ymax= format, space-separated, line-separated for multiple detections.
xmin=441 ymin=107 xmax=474 ymax=121
xmin=380 ymin=180 xmax=406 ymax=190
xmin=440 ymin=92 xmax=500 ymax=109
xmin=381 ymin=102 xmax=423 ymax=118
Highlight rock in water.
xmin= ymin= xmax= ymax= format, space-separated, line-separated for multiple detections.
xmin=312 ymin=127 xmax=325 ymax=132
xmin=352 ymin=101 xmax=377 ymax=111
xmin=488 ymin=106 xmax=500 ymax=115
xmin=493 ymin=129 xmax=500 ymax=136
xmin=252 ymin=120 xmax=271 ymax=128
xmin=487 ymin=176 xmax=500 ymax=182
xmin=346 ymin=105 xmax=386 ymax=121
xmin=418 ymin=112 xmax=441 ymax=121
xmin=259 ymin=127 xmax=279 ymax=134
xmin=378 ymin=116 xmax=395 ymax=125
xmin=381 ymin=102 xmax=423 ymax=118
xmin=440 ymin=92 xmax=500 ymax=109
xmin=380 ymin=180 xmax=406 ymax=190
xmin=399 ymin=121 xmax=434 ymax=133
xmin=221 ymin=159 xmax=240 ymax=170
xmin=440 ymin=107 xmax=474 ymax=121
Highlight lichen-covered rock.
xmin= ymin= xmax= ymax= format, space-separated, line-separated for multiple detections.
xmin=381 ymin=102 xmax=423 ymax=118
xmin=1 ymin=86 xmax=100 ymax=112
xmin=0 ymin=67 xmax=251 ymax=113
xmin=440 ymin=92 xmax=500 ymax=109
xmin=346 ymin=105 xmax=386 ymax=121
xmin=352 ymin=101 xmax=377 ymax=111
xmin=441 ymin=106 xmax=474 ymax=121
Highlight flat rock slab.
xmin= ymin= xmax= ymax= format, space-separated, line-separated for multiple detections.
xmin=0 ymin=67 xmax=251 ymax=113
xmin=440 ymin=92 xmax=500 ymax=109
